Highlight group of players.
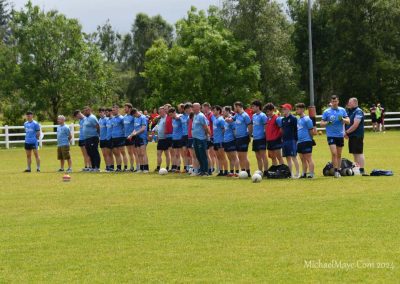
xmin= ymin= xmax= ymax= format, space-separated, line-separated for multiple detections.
xmin=23 ymin=95 xmax=367 ymax=178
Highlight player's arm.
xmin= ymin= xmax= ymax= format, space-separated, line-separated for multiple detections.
xmin=345 ymin=118 xmax=361 ymax=135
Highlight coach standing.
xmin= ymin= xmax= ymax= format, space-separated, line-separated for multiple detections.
xmin=345 ymin=98 xmax=367 ymax=176
xmin=83 ymin=106 xmax=101 ymax=171
xmin=192 ymin=103 xmax=211 ymax=176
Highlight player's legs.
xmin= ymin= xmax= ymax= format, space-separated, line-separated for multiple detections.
xmin=113 ymin=147 xmax=122 ymax=170
xmin=33 ymin=149 xmax=40 ymax=170
xmin=25 ymin=149 xmax=32 ymax=170
xmin=304 ymin=153 xmax=314 ymax=177
xmin=127 ymin=145 xmax=135 ymax=170
xmin=120 ymin=146 xmax=128 ymax=170
xmin=80 ymin=146 xmax=91 ymax=169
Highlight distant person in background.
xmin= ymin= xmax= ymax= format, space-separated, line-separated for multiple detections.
xmin=82 ymin=106 xmax=101 ymax=172
xmin=320 ymin=95 xmax=350 ymax=178
xmin=370 ymin=104 xmax=377 ymax=132
xmin=74 ymin=110 xmax=91 ymax=171
xmin=345 ymin=98 xmax=368 ymax=176
xmin=23 ymin=111 xmax=41 ymax=172
xmin=376 ymin=103 xmax=385 ymax=132
xmin=56 ymin=115 xmax=72 ymax=173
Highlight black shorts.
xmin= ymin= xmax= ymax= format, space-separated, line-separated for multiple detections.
xmin=267 ymin=138 xmax=282 ymax=151
xmin=134 ymin=136 xmax=147 ymax=148
xmin=327 ymin=137 xmax=344 ymax=147
xmin=349 ymin=136 xmax=364 ymax=154
xmin=371 ymin=114 xmax=377 ymax=123
xmin=252 ymin=138 xmax=267 ymax=152
xmin=125 ymin=137 xmax=135 ymax=146
xmin=377 ymin=117 xmax=383 ymax=124
xmin=78 ymin=140 xmax=85 ymax=147
xmin=297 ymin=141 xmax=314 ymax=154
xmin=157 ymin=139 xmax=169 ymax=151
xmin=235 ymin=136 xmax=250 ymax=152
xmin=100 ymin=140 xmax=111 ymax=149
xmin=172 ymin=139 xmax=183 ymax=149
xmin=24 ymin=143 xmax=37 ymax=150
xmin=223 ymin=140 xmax=237 ymax=152
xmin=207 ymin=138 xmax=214 ymax=150
xmin=112 ymin=137 xmax=126 ymax=148
xmin=187 ymin=138 xmax=194 ymax=149
xmin=213 ymin=142 xmax=224 ymax=151
xmin=166 ymin=137 xmax=173 ymax=148
xmin=181 ymin=135 xmax=188 ymax=148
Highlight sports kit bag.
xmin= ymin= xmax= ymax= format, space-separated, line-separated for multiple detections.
xmin=266 ymin=164 xmax=291 ymax=179
xmin=370 ymin=170 xmax=394 ymax=176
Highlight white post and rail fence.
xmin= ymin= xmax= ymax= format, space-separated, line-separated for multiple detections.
xmin=0 ymin=112 xmax=399 ymax=149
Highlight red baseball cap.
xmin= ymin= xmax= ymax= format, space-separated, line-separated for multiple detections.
xmin=281 ymin=103 xmax=292 ymax=111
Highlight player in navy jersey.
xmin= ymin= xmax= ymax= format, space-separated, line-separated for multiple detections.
xmin=321 ymin=95 xmax=350 ymax=178
xmin=73 ymin=110 xmax=91 ymax=171
xmin=212 ymin=105 xmax=228 ymax=176
xmin=23 ymin=111 xmax=41 ymax=172
xmin=280 ymin=104 xmax=300 ymax=178
xmin=251 ymin=100 xmax=268 ymax=176
xmin=123 ymin=103 xmax=136 ymax=171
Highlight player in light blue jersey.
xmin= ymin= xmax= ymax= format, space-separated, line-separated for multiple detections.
xmin=212 ymin=105 xmax=228 ymax=176
xmin=320 ymin=95 xmax=350 ymax=178
xmin=128 ymin=108 xmax=149 ymax=173
xmin=74 ymin=110 xmax=91 ymax=171
xmin=111 ymin=105 xmax=127 ymax=172
xmin=23 ymin=111 xmax=41 ymax=172
xmin=295 ymin=103 xmax=316 ymax=178
xmin=223 ymin=106 xmax=240 ymax=177
xmin=168 ymin=107 xmax=184 ymax=172
xmin=251 ymin=100 xmax=268 ymax=176
xmin=124 ymin=103 xmax=136 ymax=171
xmin=56 ymin=115 xmax=72 ymax=173
xmin=98 ymin=108 xmax=113 ymax=171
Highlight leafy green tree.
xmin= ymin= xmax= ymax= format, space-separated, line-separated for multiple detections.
xmin=288 ymin=0 xmax=400 ymax=111
xmin=95 ymin=19 xmax=121 ymax=62
xmin=9 ymin=2 xmax=116 ymax=123
xmin=221 ymin=0 xmax=301 ymax=103
xmin=143 ymin=7 xmax=260 ymax=107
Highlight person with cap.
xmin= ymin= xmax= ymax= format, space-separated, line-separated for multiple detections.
xmin=280 ymin=103 xmax=300 ymax=178
xmin=23 ymin=111 xmax=41 ymax=172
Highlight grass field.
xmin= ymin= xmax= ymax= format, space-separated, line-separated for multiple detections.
xmin=0 ymin=132 xmax=399 ymax=283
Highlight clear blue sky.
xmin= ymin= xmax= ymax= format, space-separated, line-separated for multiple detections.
xmin=10 ymin=0 xmax=286 ymax=33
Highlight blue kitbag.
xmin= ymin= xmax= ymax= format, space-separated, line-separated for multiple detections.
xmin=370 ymin=170 xmax=394 ymax=176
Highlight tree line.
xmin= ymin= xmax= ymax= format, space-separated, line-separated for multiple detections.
xmin=1 ymin=0 xmax=399 ymax=126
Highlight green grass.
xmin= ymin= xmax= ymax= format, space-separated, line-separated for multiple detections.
xmin=0 ymin=132 xmax=399 ymax=283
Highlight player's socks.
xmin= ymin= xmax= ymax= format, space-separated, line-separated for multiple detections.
xmin=246 ymin=169 xmax=250 ymax=176
xmin=117 ymin=165 xmax=121 ymax=170
xmin=224 ymin=170 xmax=228 ymax=176
xmin=156 ymin=166 xmax=160 ymax=170
xmin=124 ymin=165 xmax=127 ymax=171
xmin=263 ymin=170 xmax=268 ymax=177
xmin=166 ymin=166 xmax=169 ymax=171
xmin=177 ymin=166 xmax=181 ymax=172
xmin=235 ymin=170 xmax=239 ymax=174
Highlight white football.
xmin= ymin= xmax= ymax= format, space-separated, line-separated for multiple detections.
xmin=252 ymin=174 xmax=262 ymax=183
xmin=159 ymin=168 xmax=168 ymax=175
xmin=254 ymin=170 xmax=263 ymax=176
xmin=238 ymin=171 xmax=249 ymax=179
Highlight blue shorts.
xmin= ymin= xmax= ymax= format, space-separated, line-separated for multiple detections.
xmin=252 ymin=138 xmax=267 ymax=152
xmin=187 ymin=138 xmax=194 ymax=149
xmin=78 ymin=140 xmax=85 ymax=147
xmin=327 ymin=137 xmax=344 ymax=147
xmin=112 ymin=137 xmax=126 ymax=148
xmin=223 ymin=140 xmax=237 ymax=152
xmin=213 ymin=142 xmax=224 ymax=151
xmin=297 ymin=141 xmax=313 ymax=154
xmin=267 ymin=138 xmax=282 ymax=151
xmin=235 ymin=136 xmax=250 ymax=152
xmin=282 ymin=140 xmax=297 ymax=157
xmin=24 ymin=143 xmax=37 ymax=150
xmin=134 ymin=136 xmax=147 ymax=148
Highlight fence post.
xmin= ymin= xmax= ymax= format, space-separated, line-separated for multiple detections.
xmin=5 ymin=125 xmax=9 ymax=149
xmin=70 ymin=123 xmax=75 ymax=146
